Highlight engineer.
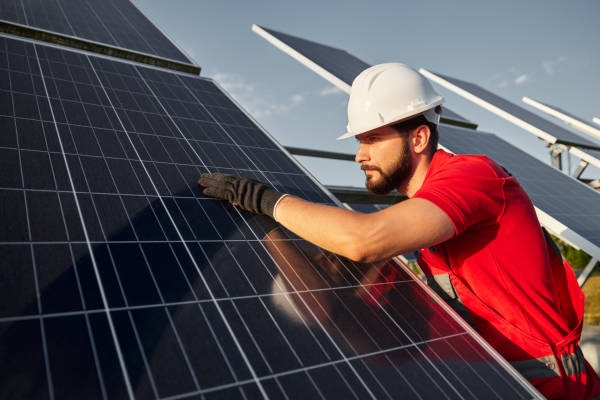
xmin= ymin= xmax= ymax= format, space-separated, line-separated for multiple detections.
xmin=199 ymin=63 xmax=600 ymax=399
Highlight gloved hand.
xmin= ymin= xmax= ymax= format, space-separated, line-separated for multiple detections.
xmin=198 ymin=173 xmax=286 ymax=218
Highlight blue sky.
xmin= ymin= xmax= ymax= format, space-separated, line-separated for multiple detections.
xmin=134 ymin=0 xmax=600 ymax=187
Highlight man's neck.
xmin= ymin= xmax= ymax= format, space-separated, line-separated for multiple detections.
xmin=400 ymin=155 xmax=433 ymax=198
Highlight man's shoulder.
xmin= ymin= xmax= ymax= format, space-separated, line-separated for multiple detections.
xmin=432 ymin=150 xmax=507 ymax=177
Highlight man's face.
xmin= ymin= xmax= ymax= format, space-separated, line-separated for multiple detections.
xmin=355 ymin=127 xmax=412 ymax=195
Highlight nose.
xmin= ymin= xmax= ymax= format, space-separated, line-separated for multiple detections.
xmin=355 ymin=142 xmax=369 ymax=163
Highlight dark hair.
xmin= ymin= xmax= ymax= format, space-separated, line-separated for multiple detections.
xmin=389 ymin=110 xmax=439 ymax=157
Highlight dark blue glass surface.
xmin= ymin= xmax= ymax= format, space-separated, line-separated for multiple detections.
xmin=0 ymin=34 xmax=539 ymax=399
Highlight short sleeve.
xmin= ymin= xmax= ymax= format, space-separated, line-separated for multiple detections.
xmin=414 ymin=154 xmax=508 ymax=235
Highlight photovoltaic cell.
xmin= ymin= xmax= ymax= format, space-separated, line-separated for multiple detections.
xmin=0 ymin=0 xmax=194 ymax=66
xmin=252 ymin=24 xmax=477 ymax=130
xmin=438 ymin=124 xmax=600 ymax=261
xmin=0 ymin=34 xmax=540 ymax=398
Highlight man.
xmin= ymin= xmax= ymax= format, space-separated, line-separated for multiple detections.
xmin=199 ymin=63 xmax=600 ymax=399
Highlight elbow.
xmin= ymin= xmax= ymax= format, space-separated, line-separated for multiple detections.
xmin=345 ymin=247 xmax=368 ymax=263
xmin=337 ymin=228 xmax=388 ymax=263
xmin=343 ymin=244 xmax=384 ymax=264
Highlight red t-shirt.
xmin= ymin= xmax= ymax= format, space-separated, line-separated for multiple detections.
xmin=414 ymin=150 xmax=581 ymax=357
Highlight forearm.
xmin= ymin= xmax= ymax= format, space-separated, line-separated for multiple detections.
xmin=273 ymin=195 xmax=377 ymax=262
xmin=198 ymin=173 xmax=454 ymax=263
xmin=273 ymin=195 xmax=455 ymax=263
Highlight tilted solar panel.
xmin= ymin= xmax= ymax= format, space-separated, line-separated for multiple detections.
xmin=252 ymin=24 xmax=477 ymax=130
xmin=420 ymin=69 xmax=600 ymax=169
xmin=438 ymin=125 xmax=600 ymax=262
xmin=0 ymin=0 xmax=197 ymax=71
xmin=252 ymin=24 xmax=370 ymax=93
xmin=522 ymin=96 xmax=600 ymax=141
xmin=0 ymin=35 xmax=541 ymax=399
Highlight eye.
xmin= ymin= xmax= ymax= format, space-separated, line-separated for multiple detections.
xmin=357 ymin=134 xmax=379 ymax=145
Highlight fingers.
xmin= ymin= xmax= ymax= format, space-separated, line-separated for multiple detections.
xmin=198 ymin=173 xmax=233 ymax=200
xmin=201 ymin=185 xmax=228 ymax=200
xmin=197 ymin=172 xmax=232 ymax=188
xmin=198 ymin=172 xmax=237 ymax=202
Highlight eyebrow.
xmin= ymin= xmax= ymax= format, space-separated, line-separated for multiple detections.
xmin=356 ymin=133 xmax=376 ymax=142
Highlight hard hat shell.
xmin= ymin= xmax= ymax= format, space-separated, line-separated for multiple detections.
xmin=338 ymin=63 xmax=444 ymax=140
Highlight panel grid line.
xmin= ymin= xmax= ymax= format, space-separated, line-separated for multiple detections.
xmin=82 ymin=312 xmax=109 ymax=399
xmin=0 ymin=32 xmax=543 ymax=399
xmin=164 ymin=332 xmax=471 ymax=400
xmin=168 ymin=71 xmax=386 ymax=399
xmin=31 ymin=41 xmax=136 ymax=399
xmin=265 ymin=230 xmax=470 ymax=399
xmin=0 ymin=277 xmax=422 ymax=326
xmin=131 ymin=65 xmax=340 ymax=398
xmin=127 ymin=63 xmax=390 ymax=396
xmin=52 ymin=0 xmax=76 ymax=40
xmin=61 ymin=51 xmax=204 ymax=393
xmin=88 ymin=51 xmax=273 ymax=399
xmin=5 ymin=35 xmax=58 ymax=400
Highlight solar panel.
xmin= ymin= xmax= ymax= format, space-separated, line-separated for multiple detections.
xmin=522 ymin=96 xmax=600 ymax=141
xmin=0 ymin=33 xmax=542 ymax=398
xmin=437 ymin=125 xmax=600 ymax=262
xmin=0 ymin=0 xmax=198 ymax=73
xmin=252 ymin=24 xmax=477 ymax=130
xmin=419 ymin=69 xmax=600 ymax=169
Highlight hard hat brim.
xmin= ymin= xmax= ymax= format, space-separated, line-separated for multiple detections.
xmin=336 ymin=97 xmax=444 ymax=140
xmin=336 ymin=131 xmax=358 ymax=140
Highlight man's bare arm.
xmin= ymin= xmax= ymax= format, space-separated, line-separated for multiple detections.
xmin=274 ymin=195 xmax=455 ymax=263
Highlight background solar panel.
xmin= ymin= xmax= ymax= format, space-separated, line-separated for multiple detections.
xmin=522 ymin=96 xmax=600 ymax=142
xmin=252 ymin=24 xmax=477 ymax=130
xmin=253 ymin=25 xmax=370 ymax=91
xmin=0 ymin=0 xmax=195 ymax=67
xmin=438 ymin=125 xmax=600 ymax=261
xmin=419 ymin=70 xmax=600 ymax=169
xmin=0 ymin=34 xmax=540 ymax=399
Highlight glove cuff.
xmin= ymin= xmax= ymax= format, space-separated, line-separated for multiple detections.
xmin=260 ymin=188 xmax=286 ymax=218
xmin=271 ymin=193 xmax=288 ymax=221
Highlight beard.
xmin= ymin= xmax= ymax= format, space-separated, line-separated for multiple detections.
xmin=362 ymin=143 xmax=412 ymax=195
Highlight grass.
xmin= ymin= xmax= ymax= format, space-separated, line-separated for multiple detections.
xmin=583 ymin=274 xmax=600 ymax=326
xmin=553 ymin=234 xmax=599 ymax=326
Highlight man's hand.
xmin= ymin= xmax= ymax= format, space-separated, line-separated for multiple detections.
xmin=198 ymin=173 xmax=285 ymax=218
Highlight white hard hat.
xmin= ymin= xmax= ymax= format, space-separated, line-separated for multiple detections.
xmin=338 ymin=63 xmax=444 ymax=140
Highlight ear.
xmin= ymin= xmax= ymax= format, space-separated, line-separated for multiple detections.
xmin=410 ymin=124 xmax=431 ymax=154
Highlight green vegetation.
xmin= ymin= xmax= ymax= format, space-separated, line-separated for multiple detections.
xmin=551 ymin=234 xmax=599 ymax=326
xmin=551 ymin=235 xmax=592 ymax=270
xmin=583 ymin=275 xmax=600 ymax=326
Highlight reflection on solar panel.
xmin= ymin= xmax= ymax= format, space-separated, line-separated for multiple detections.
xmin=0 ymin=33 xmax=543 ymax=398
xmin=252 ymin=24 xmax=477 ymax=130
xmin=0 ymin=0 xmax=198 ymax=73
xmin=522 ymin=97 xmax=600 ymax=141
xmin=438 ymin=125 xmax=600 ymax=262
xmin=419 ymin=69 xmax=600 ymax=169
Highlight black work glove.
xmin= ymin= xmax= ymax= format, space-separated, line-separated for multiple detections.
xmin=198 ymin=173 xmax=285 ymax=218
